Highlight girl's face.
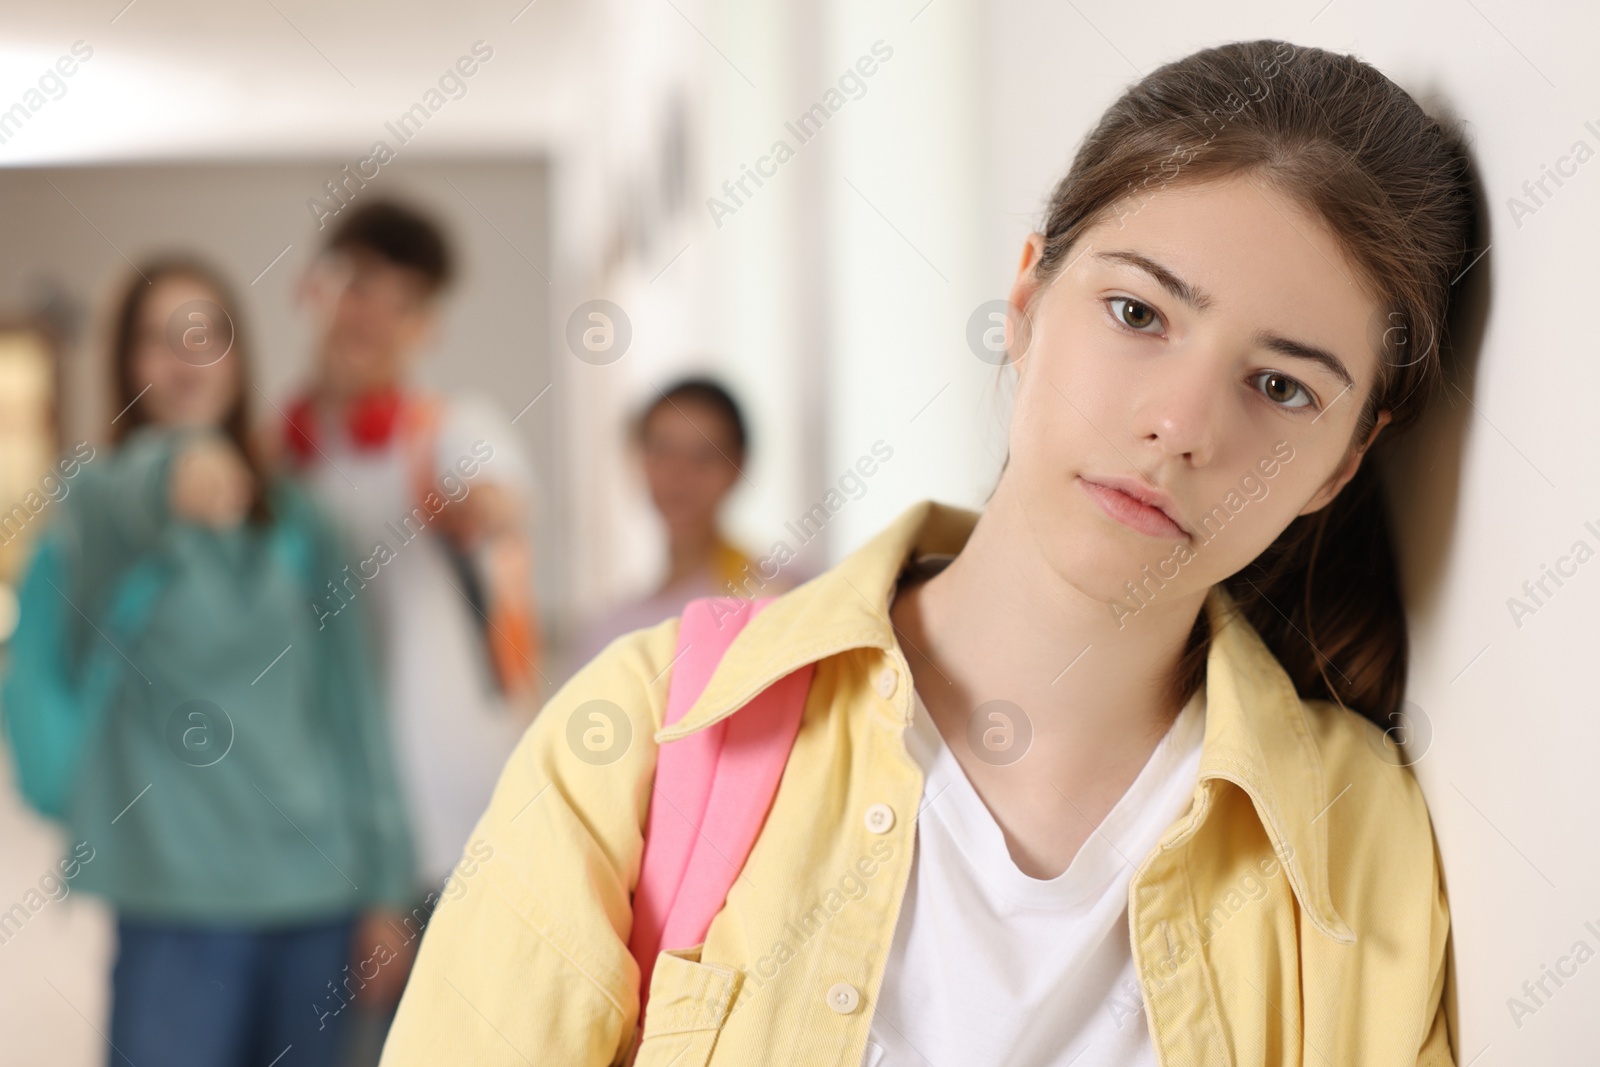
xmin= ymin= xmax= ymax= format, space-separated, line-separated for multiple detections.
xmin=129 ymin=274 xmax=241 ymax=430
xmin=639 ymin=399 xmax=742 ymax=536
xmin=999 ymin=172 xmax=1392 ymax=609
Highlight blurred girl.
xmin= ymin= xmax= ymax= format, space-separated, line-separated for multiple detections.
xmin=571 ymin=377 xmax=777 ymax=670
xmin=48 ymin=258 xmax=414 ymax=1065
xmin=382 ymin=40 xmax=1476 ymax=1066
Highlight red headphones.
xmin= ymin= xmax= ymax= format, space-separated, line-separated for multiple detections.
xmin=284 ymin=388 xmax=405 ymax=464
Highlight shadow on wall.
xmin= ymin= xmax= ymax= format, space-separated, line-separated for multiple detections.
xmin=1370 ymin=89 xmax=1492 ymax=1053
xmin=1377 ymin=91 xmax=1493 ymax=624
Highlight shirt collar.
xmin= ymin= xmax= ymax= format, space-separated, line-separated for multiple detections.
xmin=654 ymin=498 xmax=1354 ymax=944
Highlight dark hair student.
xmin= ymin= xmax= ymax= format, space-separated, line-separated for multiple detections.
xmin=567 ymin=374 xmax=764 ymax=673
xmin=633 ymin=376 xmax=750 ymax=462
xmin=326 ymin=198 xmax=455 ymax=295
xmin=379 ymin=39 xmax=1479 ymax=1067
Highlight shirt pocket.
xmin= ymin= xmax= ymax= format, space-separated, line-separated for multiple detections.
xmin=632 ymin=944 xmax=742 ymax=1067
xmin=861 ymin=1039 xmax=886 ymax=1067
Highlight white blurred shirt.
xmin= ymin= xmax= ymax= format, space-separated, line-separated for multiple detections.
xmin=306 ymin=391 xmax=537 ymax=888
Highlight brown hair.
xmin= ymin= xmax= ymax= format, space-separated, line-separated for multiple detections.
xmin=634 ymin=376 xmax=750 ymax=462
xmin=325 ymin=199 xmax=454 ymax=296
xmin=1022 ymin=39 xmax=1479 ymax=728
xmin=109 ymin=256 xmax=273 ymax=523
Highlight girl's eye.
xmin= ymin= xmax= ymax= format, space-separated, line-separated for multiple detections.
xmin=1254 ymin=371 xmax=1316 ymax=411
xmin=1106 ymin=295 xmax=1163 ymax=334
xmin=1102 ymin=296 xmax=1319 ymax=414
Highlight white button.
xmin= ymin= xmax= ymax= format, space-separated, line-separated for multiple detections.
xmin=876 ymin=668 xmax=898 ymax=699
xmin=826 ymin=981 xmax=861 ymax=1014
xmin=864 ymin=803 xmax=895 ymax=834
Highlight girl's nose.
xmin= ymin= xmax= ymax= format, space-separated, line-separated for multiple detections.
xmin=1133 ymin=351 xmax=1225 ymax=465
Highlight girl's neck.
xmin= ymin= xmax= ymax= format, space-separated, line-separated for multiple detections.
xmin=663 ymin=523 xmax=726 ymax=590
xmin=892 ymin=488 xmax=1207 ymax=784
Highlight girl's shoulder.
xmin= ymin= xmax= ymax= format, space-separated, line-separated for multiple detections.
xmin=1299 ymin=696 xmax=1444 ymax=906
xmin=559 ymin=612 xmax=685 ymax=739
xmin=1301 ymin=696 xmax=1432 ymax=803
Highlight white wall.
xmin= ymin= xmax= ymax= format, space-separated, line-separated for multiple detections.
xmin=820 ymin=0 xmax=1011 ymax=554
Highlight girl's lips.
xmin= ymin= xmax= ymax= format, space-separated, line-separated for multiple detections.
xmin=1078 ymin=477 xmax=1188 ymax=540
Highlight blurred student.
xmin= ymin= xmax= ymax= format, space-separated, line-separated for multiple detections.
xmin=276 ymin=199 xmax=543 ymax=1047
xmin=2 ymin=258 xmax=415 ymax=1066
xmin=570 ymin=378 xmax=785 ymax=671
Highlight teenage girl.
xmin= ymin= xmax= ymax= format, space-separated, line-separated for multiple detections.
xmin=378 ymin=39 xmax=1475 ymax=1066
xmin=43 ymin=258 xmax=415 ymax=1064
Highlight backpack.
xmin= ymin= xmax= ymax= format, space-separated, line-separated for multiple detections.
xmin=626 ymin=595 xmax=816 ymax=1043
xmin=0 ymin=527 xmax=169 ymax=820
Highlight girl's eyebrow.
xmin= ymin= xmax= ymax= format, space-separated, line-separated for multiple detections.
xmin=1093 ymin=250 xmax=1216 ymax=311
xmin=1092 ymin=248 xmax=1356 ymax=390
xmin=1254 ymin=331 xmax=1355 ymax=390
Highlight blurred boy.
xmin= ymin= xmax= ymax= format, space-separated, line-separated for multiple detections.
xmin=276 ymin=200 xmax=543 ymax=1045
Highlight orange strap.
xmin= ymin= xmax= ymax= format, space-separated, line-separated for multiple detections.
xmin=399 ymin=394 xmax=541 ymax=698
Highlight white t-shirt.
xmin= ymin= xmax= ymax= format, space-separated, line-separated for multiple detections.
xmin=862 ymin=685 xmax=1206 ymax=1066
xmin=306 ymin=392 xmax=539 ymax=887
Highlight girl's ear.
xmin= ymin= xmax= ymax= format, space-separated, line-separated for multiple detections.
xmin=1297 ymin=407 xmax=1393 ymax=516
xmin=1006 ymin=233 xmax=1046 ymax=371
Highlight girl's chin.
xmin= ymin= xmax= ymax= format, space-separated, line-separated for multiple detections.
xmin=1048 ymin=531 xmax=1189 ymax=594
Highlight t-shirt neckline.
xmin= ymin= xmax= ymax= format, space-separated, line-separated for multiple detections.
xmin=904 ymin=684 xmax=1206 ymax=911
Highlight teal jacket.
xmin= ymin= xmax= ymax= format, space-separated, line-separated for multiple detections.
xmin=55 ymin=426 xmax=416 ymax=924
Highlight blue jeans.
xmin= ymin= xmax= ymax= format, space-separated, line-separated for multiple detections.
xmin=109 ymin=913 xmax=358 ymax=1067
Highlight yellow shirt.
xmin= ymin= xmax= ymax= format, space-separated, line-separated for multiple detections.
xmin=379 ymin=499 xmax=1454 ymax=1066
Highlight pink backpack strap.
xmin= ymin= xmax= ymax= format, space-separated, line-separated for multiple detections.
xmin=627 ymin=595 xmax=814 ymax=1031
